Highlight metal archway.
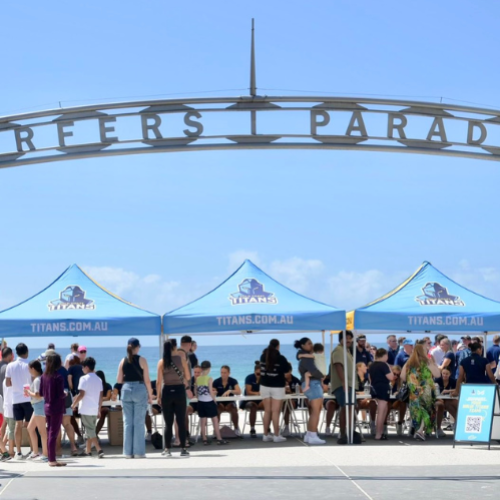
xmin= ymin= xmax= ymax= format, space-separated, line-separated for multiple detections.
xmin=2 ymin=95 xmax=500 ymax=169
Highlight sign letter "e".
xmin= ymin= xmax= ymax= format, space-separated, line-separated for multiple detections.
xmin=310 ymin=110 xmax=330 ymax=136
xmin=14 ymin=127 xmax=35 ymax=152
xmin=99 ymin=117 xmax=119 ymax=143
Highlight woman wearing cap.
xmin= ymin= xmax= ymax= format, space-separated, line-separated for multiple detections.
xmin=117 ymin=338 xmax=153 ymax=458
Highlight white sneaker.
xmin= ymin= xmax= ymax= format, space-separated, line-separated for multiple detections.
xmin=14 ymin=453 xmax=23 ymax=460
xmin=262 ymin=434 xmax=273 ymax=442
xmin=436 ymin=428 xmax=446 ymax=438
xmin=145 ymin=432 xmax=152 ymax=442
xmin=308 ymin=435 xmax=326 ymax=445
xmin=396 ymin=424 xmax=403 ymax=436
xmin=34 ymin=455 xmax=48 ymax=462
xmin=26 ymin=452 xmax=39 ymax=460
xmin=325 ymin=427 xmax=332 ymax=436
xmin=303 ymin=433 xmax=310 ymax=443
xmin=273 ymin=435 xmax=287 ymax=443
xmin=282 ymin=425 xmax=291 ymax=437
xmin=234 ymin=429 xmax=242 ymax=437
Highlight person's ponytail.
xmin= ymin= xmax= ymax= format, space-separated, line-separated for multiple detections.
xmin=294 ymin=337 xmax=310 ymax=350
xmin=127 ymin=345 xmax=134 ymax=364
xmin=265 ymin=338 xmax=280 ymax=371
xmin=163 ymin=340 xmax=172 ymax=366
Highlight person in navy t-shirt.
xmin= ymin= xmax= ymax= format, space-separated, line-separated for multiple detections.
xmin=240 ymin=362 xmax=264 ymax=438
xmin=395 ymin=339 xmax=414 ymax=368
xmin=212 ymin=366 xmax=242 ymax=436
xmin=386 ymin=335 xmax=399 ymax=365
xmin=454 ymin=342 xmax=496 ymax=396
xmin=486 ymin=335 xmax=500 ymax=373
xmin=355 ymin=335 xmax=373 ymax=366
xmin=439 ymin=338 xmax=457 ymax=376
xmin=434 ymin=366 xmax=458 ymax=435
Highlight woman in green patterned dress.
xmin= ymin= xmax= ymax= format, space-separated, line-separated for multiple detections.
xmin=401 ymin=344 xmax=441 ymax=441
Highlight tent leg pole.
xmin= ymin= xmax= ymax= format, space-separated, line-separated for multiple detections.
xmin=351 ymin=330 xmax=357 ymax=445
xmin=343 ymin=331 xmax=349 ymax=444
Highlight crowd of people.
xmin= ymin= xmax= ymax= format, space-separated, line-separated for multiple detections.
xmin=0 ymin=330 xmax=495 ymax=464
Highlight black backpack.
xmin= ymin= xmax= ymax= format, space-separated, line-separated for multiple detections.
xmin=151 ymin=432 xmax=163 ymax=450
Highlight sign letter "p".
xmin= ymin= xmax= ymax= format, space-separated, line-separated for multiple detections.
xmin=310 ymin=110 xmax=330 ymax=136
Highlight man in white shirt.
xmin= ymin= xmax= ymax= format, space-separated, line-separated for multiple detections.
xmin=3 ymin=379 xmax=15 ymax=460
xmin=64 ymin=343 xmax=79 ymax=369
xmin=6 ymin=343 xmax=33 ymax=459
xmin=71 ymin=357 xmax=103 ymax=458
xmin=431 ymin=335 xmax=447 ymax=366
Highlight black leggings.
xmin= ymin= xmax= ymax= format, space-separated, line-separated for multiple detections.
xmin=162 ymin=384 xmax=187 ymax=449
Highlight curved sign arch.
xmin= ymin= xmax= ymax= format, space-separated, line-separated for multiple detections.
xmin=1 ymin=95 xmax=500 ymax=169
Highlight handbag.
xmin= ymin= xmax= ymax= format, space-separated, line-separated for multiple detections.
xmin=396 ymin=382 xmax=410 ymax=403
xmin=64 ymin=391 xmax=72 ymax=409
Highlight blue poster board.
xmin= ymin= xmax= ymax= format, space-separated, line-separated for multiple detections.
xmin=454 ymin=384 xmax=498 ymax=447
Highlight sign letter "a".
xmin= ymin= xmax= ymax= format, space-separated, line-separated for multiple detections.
xmin=98 ymin=117 xmax=119 ymax=143
xmin=57 ymin=121 xmax=74 ymax=147
xmin=467 ymin=121 xmax=487 ymax=145
xmin=183 ymin=111 xmax=203 ymax=137
xmin=345 ymin=111 xmax=367 ymax=137
xmin=14 ymin=127 xmax=35 ymax=152
xmin=310 ymin=110 xmax=330 ymax=136
xmin=141 ymin=114 xmax=163 ymax=140
xmin=387 ymin=113 xmax=408 ymax=139
xmin=426 ymin=117 xmax=448 ymax=142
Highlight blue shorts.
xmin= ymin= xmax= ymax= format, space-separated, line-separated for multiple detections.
xmin=333 ymin=387 xmax=354 ymax=407
xmin=32 ymin=400 xmax=45 ymax=417
xmin=303 ymin=380 xmax=323 ymax=401
xmin=65 ymin=406 xmax=73 ymax=416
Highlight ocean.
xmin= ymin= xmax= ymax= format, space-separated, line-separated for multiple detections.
xmin=23 ymin=345 xmax=302 ymax=387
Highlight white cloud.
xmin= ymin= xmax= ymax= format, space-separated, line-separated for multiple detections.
xmin=84 ymin=266 xmax=184 ymax=314
xmin=269 ymin=257 xmax=325 ymax=294
xmin=451 ymin=260 xmax=500 ymax=301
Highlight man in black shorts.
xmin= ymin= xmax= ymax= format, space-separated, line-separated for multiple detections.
xmin=6 ymin=343 xmax=33 ymax=459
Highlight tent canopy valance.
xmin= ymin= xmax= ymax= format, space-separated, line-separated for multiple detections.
xmin=163 ymin=259 xmax=345 ymax=335
xmin=0 ymin=264 xmax=161 ymax=337
xmin=347 ymin=261 xmax=500 ymax=333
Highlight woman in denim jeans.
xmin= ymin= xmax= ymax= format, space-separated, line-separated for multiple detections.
xmin=295 ymin=337 xmax=326 ymax=445
xmin=117 ymin=338 xmax=153 ymax=458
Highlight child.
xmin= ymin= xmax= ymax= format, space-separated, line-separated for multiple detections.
xmin=2 ymin=379 xmax=13 ymax=461
xmin=195 ymin=361 xmax=229 ymax=446
xmin=26 ymin=360 xmax=48 ymax=461
xmin=299 ymin=343 xmax=326 ymax=392
xmin=71 ymin=357 xmax=104 ymax=458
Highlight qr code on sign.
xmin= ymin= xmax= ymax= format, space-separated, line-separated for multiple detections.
xmin=466 ymin=416 xmax=482 ymax=433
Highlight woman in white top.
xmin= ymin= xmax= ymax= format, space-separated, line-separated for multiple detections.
xmin=26 ymin=360 xmax=48 ymax=461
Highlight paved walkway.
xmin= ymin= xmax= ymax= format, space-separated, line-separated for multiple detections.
xmin=0 ymin=433 xmax=499 ymax=499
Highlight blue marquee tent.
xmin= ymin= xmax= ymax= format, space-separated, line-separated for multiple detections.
xmin=0 ymin=264 xmax=161 ymax=337
xmin=163 ymin=260 xmax=345 ymax=335
xmin=348 ymin=261 xmax=500 ymax=333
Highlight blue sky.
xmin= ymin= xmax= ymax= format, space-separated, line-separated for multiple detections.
xmin=1 ymin=0 xmax=499 ymax=348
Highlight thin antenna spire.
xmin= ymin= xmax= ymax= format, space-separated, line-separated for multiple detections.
xmin=250 ymin=19 xmax=257 ymax=97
